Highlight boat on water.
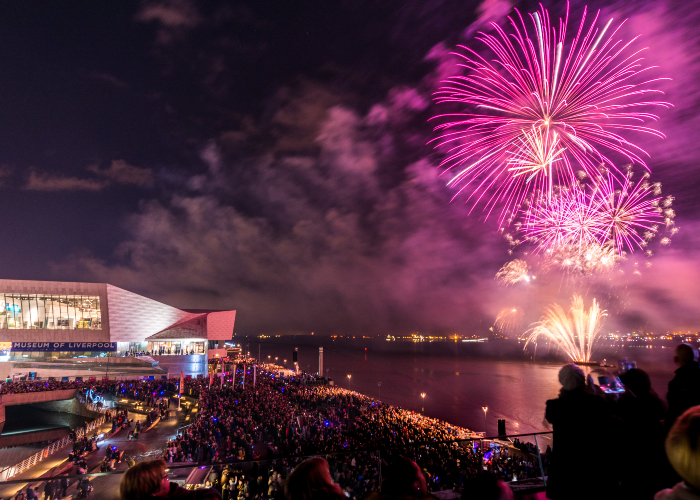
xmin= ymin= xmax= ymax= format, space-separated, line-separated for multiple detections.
xmin=574 ymin=359 xmax=614 ymax=368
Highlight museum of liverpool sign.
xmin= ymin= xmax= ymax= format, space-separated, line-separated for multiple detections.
xmin=11 ymin=342 xmax=118 ymax=352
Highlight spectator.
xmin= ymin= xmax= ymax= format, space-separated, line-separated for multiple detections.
xmin=371 ymin=457 xmax=430 ymax=499
xmin=655 ymin=406 xmax=700 ymax=500
xmin=461 ymin=473 xmax=513 ymax=500
xmin=284 ymin=458 xmax=345 ymax=500
xmin=544 ymin=364 xmax=618 ymax=500
xmin=666 ymin=344 xmax=700 ymax=431
xmin=44 ymin=480 xmax=56 ymax=500
xmin=618 ymin=368 xmax=669 ymax=498
xmin=120 ymin=458 xmax=221 ymax=500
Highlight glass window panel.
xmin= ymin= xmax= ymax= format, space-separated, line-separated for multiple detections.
xmin=52 ymin=295 xmax=59 ymax=329
xmin=29 ymin=295 xmax=38 ymax=329
xmin=36 ymin=295 xmax=45 ymax=329
xmin=6 ymin=296 xmax=14 ymax=329
xmin=59 ymin=297 xmax=67 ymax=330
xmin=94 ymin=296 xmax=101 ymax=329
xmin=21 ymin=297 xmax=30 ymax=330
xmin=0 ymin=294 xmax=6 ymax=329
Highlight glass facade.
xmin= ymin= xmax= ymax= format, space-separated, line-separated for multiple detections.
xmin=147 ymin=341 xmax=205 ymax=355
xmin=0 ymin=294 xmax=102 ymax=330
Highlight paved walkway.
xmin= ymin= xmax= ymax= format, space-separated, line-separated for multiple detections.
xmin=0 ymin=396 xmax=197 ymax=500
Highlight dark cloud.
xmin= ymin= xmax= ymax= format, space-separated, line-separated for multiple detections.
xmin=135 ymin=0 xmax=202 ymax=45
xmin=27 ymin=160 xmax=155 ymax=191
xmin=64 ymin=83 xmax=506 ymax=334
xmin=26 ymin=170 xmax=107 ymax=192
xmin=88 ymin=160 xmax=156 ymax=187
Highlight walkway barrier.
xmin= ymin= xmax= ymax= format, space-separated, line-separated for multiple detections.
xmin=0 ymin=413 xmax=108 ymax=482
xmin=0 ymin=431 xmax=552 ymax=496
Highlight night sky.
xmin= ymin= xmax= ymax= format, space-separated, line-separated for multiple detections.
xmin=1 ymin=0 xmax=699 ymax=335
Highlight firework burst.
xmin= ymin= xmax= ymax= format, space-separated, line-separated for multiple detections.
xmin=524 ymin=295 xmax=607 ymax=363
xmin=596 ymin=171 xmax=669 ymax=256
xmin=495 ymin=259 xmax=532 ymax=285
xmin=520 ymin=169 xmax=666 ymax=262
xmin=432 ymin=4 xmax=670 ymax=223
xmin=495 ymin=307 xmax=524 ymax=336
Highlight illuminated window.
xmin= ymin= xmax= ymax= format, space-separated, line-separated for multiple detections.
xmin=0 ymin=294 xmax=101 ymax=330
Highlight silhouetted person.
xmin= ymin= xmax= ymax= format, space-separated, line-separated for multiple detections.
xmin=545 ymin=364 xmax=618 ymax=500
xmin=368 ymin=457 xmax=432 ymax=500
xmin=666 ymin=344 xmax=700 ymax=432
xmin=461 ymin=473 xmax=513 ymax=500
xmin=618 ymin=368 xmax=668 ymax=499
xmin=284 ymin=458 xmax=345 ymax=500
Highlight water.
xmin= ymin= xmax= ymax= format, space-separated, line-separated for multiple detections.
xmin=244 ymin=337 xmax=676 ymax=443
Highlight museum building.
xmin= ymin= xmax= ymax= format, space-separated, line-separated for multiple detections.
xmin=0 ymin=279 xmax=235 ymax=361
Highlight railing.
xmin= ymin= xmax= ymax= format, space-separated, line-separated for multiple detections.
xmin=176 ymin=423 xmax=193 ymax=435
xmin=0 ymin=431 xmax=552 ymax=496
xmin=0 ymin=413 xmax=108 ymax=482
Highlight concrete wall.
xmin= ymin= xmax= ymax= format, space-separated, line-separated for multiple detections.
xmin=2 ymin=389 xmax=77 ymax=406
xmin=31 ymin=398 xmax=102 ymax=420
xmin=206 ymin=311 xmax=236 ymax=341
xmin=151 ymin=354 xmax=207 ymax=377
xmin=0 ymin=428 xmax=69 ymax=449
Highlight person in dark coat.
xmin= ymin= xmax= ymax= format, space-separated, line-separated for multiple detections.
xmin=666 ymin=344 xmax=700 ymax=432
xmin=617 ymin=368 xmax=668 ymax=499
xmin=545 ymin=364 xmax=618 ymax=500
xmin=43 ymin=480 xmax=56 ymax=500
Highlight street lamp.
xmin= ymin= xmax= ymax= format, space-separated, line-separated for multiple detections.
xmin=482 ymin=406 xmax=488 ymax=434
xmin=378 ymin=382 xmax=382 ymax=403
xmin=284 ymin=359 xmax=287 ymax=368
xmin=347 ymin=374 xmax=352 ymax=391
xmin=420 ymin=392 xmax=426 ymax=412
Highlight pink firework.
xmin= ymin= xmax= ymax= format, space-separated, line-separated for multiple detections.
xmin=596 ymin=171 xmax=666 ymax=256
xmin=431 ymin=3 xmax=670 ymax=224
xmin=521 ymin=170 xmax=664 ymax=258
xmin=520 ymin=184 xmax=607 ymax=253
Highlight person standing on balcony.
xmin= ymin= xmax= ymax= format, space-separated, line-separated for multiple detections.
xmin=666 ymin=344 xmax=700 ymax=432
xmin=544 ymin=364 xmax=619 ymax=500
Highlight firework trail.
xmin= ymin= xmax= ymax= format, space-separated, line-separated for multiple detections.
xmin=524 ymin=294 xmax=607 ymax=362
xmin=494 ymin=307 xmax=524 ymax=336
xmin=432 ymin=3 xmax=670 ymax=223
xmin=495 ymin=259 xmax=531 ymax=285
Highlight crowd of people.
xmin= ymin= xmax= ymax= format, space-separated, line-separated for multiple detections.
xmin=5 ymin=342 xmax=700 ymax=500
xmin=145 ymin=342 xmax=700 ymax=500
xmin=156 ymin=365 xmax=548 ymax=500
